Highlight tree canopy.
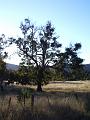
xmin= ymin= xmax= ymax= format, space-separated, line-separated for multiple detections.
xmin=11 ymin=19 xmax=62 ymax=91
xmin=54 ymin=43 xmax=84 ymax=80
xmin=8 ymin=18 xmax=84 ymax=91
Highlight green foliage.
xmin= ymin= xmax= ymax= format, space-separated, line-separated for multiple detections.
xmin=0 ymin=59 xmax=6 ymax=77
xmin=12 ymin=19 xmax=62 ymax=91
xmin=17 ymin=64 xmax=37 ymax=85
xmin=17 ymin=88 xmax=33 ymax=103
xmin=8 ymin=19 xmax=85 ymax=90
xmin=83 ymin=71 xmax=90 ymax=80
xmin=0 ymin=34 xmax=8 ymax=78
xmin=0 ymin=34 xmax=8 ymax=59
xmin=54 ymin=43 xmax=84 ymax=80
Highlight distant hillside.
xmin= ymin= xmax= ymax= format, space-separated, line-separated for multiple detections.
xmin=6 ymin=63 xmax=90 ymax=72
xmin=84 ymin=64 xmax=90 ymax=72
xmin=6 ymin=63 xmax=19 ymax=71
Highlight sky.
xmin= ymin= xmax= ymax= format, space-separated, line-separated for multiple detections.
xmin=0 ymin=0 xmax=90 ymax=65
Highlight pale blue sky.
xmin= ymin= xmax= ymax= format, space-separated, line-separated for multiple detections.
xmin=0 ymin=0 xmax=90 ymax=64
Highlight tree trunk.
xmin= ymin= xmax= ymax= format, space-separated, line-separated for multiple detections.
xmin=0 ymin=79 xmax=4 ymax=91
xmin=37 ymin=82 xmax=42 ymax=92
xmin=36 ymin=67 xmax=43 ymax=92
xmin=0 ymin=84 xmax=3 ymax=91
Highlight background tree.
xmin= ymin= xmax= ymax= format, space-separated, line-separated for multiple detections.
xmin=0 ymin=59 xmax=6 ymax=79
xmin=54 ymin=43 xmax=84 ymax=80
xmin=0 ymin=34 xmax=7 ymax=75
xmin=0 ymin=34 xmax=8 ymax=91
xmin=16 ymin=61 xmax=35 ymax=85
xmin=12 ymin=19 xmax=62 ymax=91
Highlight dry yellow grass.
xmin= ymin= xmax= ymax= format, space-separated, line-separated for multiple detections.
xmin=0 ymin=80 xmax=90 ymax=120
xmin=42 ymin=80 xmax=90 ymax=92
xmin=12 ymin=80 xmax=90 ymax=92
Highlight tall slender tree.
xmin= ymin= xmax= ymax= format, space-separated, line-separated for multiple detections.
xmin=0 ymin=34 xmax=8 ymax=76
xmin=0 ymin=34 xmax=8 ymax=90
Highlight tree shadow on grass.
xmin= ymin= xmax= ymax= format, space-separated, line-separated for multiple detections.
xmin=35 ymin=91 xmax=90 ymax=117
xmin=47 ymin=104 xmax=90 ymax=120
xmin=4 ymin=105 xmax=90 ymax=120
xmin=0 ymin=85 xmax=35 ymax=96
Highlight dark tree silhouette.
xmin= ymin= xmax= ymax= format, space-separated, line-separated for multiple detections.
xmin=0 ymin=34 xmax=8 ymax=91
xmin=55 ymin=43 xmax=84 ymax=80
xmin=12 ymin=19 xmax=62 ymax=91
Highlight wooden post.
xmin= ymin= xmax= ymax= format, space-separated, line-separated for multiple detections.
xmin=31 ymin=94 xmax=34 ymax=111
xmin=24 ymin=95 xmax=25 ymax=106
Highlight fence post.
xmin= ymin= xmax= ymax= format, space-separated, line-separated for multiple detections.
xmin=31 ymin=94 xmax=34 ymax=111
xmin=24 ymin=95 xmax=25 ymax=106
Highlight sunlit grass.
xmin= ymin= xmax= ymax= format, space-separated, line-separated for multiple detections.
xmin=43 ymin=80 xmax=90 ymax=92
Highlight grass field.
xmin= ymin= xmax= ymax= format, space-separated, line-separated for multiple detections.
xmin=0 ymin=80 xmax=90 ymax=120
xmin=43 ymin=80 xmax=90 ymax=92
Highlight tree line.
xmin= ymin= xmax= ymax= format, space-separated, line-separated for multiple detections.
xmin=0 ymin=19 xmax=90 ymax=91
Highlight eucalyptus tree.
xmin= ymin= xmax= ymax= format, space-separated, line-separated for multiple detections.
xmin=12 ymin=19 xmax=62 ymax=91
